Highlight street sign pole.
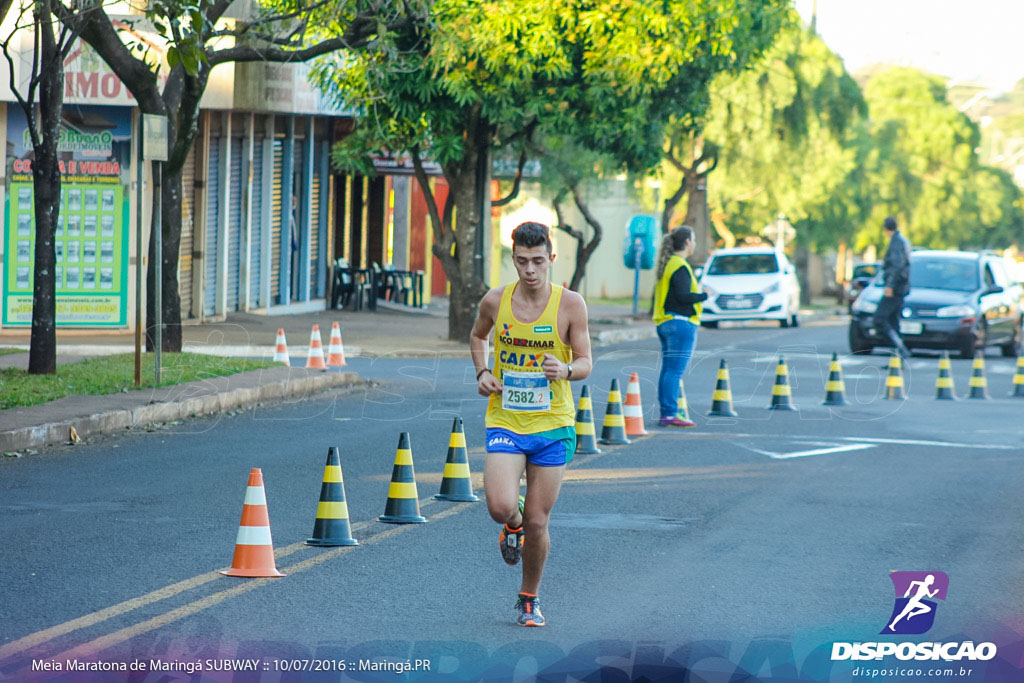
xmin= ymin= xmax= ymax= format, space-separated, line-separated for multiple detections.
xmin=142 ymin=114 xmax=169 ymax=385
xmin=134 ymin=114 xmax=144 ymax=387
xmin=632 ymin=238 xmax=642 ymax=317
xmin=154 ymin=160 xmax=162 ymax=384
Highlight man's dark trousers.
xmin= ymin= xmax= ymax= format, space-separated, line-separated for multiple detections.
xmin=874 ymin=296 xmax=910 ymax=357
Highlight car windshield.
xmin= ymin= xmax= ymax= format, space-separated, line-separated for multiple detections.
xmin=873 ymin=257 xmax=979 ymax=292
xmin=852 ymin=264 xmax=877 ymax=278
xmin=707 ymin=253 xmax=779 ymax=275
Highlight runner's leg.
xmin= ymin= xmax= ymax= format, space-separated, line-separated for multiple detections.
xmin=520 ymin=462 xmax=565 ymax=595
xmin=484 ymin=451 xmax=526 ymax=528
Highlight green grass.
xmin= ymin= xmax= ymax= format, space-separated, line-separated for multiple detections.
xmin=0 ymin=347 xmax=26 ymax=356
xmin=0 ymin=353 xmax=276 ymax=410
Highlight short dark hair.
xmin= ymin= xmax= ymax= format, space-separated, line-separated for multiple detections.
xmin=511 ymin=222 xmax=552 ymax=253
xmin=883 ymin=216 xmax=898 ymax=231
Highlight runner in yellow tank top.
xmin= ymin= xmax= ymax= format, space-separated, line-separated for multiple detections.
xmin=470 ymin=222 xmax=593 ymax=627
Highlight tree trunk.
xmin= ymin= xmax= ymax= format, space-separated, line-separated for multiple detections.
xmin=441 ymin=120 xmax=490 ymax=342
xmin=27 ymin=5 xmax=63 ymax=375
xmin=145 ymin=72 xmax=201 ymax=353
xmin=682 ymin=170 xmax=712 ymax=264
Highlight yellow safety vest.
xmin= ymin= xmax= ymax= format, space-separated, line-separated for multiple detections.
xmin=653 ymin=255 xmax=701 ymax=326
xmin=486 ymin=283 xmax=575 ymax=433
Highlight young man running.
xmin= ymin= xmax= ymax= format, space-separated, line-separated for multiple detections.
xmin=470 ymin=222 xmax=592 ymax=627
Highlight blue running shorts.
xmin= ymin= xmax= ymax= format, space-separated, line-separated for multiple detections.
xmin=485 ymin=426 xmax=577 ymax=467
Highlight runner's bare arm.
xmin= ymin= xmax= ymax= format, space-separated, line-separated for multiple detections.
xmin=543 ymin=290 xmax=592 ymax=381
xmin=471 ymin=288 xmax=504 ymax=396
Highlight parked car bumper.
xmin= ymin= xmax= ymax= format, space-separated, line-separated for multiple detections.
xmin=702 ymin=292 xmax=792 ymax=322
xmin=849 ymin=313 xmax=976 ymax=350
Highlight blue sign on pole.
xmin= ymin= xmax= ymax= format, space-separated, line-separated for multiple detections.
xmin=622 ymin=215 xmax=659 ymax=270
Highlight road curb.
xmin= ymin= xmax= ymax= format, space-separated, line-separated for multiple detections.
xmin=0 ymin=368 xmax=363 ymax=454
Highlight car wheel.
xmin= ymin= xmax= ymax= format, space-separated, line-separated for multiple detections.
xmin=701 ymin=321 xmax=718 ymax=329
xmin=960 ymin=320 xmax=986 ymax=359
xmin=779 ymin=318 xmax=790 ymax=328
xmin=1001 ymin=319 xmax=1022 ymax=357
xmin=849 ymin=322 xmax=872 ymax=354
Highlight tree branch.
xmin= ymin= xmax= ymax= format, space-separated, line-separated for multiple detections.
xmin=58 ymin=0 xmax=165 ymax=113
xmin=491 ymin=146 xmax=527 ymax=207
xmin=209 ymin=12 xmax=405 ymax=66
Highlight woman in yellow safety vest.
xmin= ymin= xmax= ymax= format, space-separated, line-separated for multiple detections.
xmin=652 ymin=226 xmax=708 ymax=427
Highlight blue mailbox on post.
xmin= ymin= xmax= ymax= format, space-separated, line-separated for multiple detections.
xmin=622 ymin=215 xmax=659 ymax=270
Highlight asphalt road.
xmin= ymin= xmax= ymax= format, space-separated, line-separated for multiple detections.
xmin=2 ymin=318 xmax=1023 ymax=682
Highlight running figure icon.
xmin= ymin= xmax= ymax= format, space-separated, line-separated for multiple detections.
xmin=888 ymin=574 xmax=939 ymax=631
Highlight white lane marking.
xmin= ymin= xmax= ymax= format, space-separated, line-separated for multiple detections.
xmin=719 ymin=433 xmax=1019 ymax=452
xmin=834 ymin=436 xmax=1019 ymax=450
xmin=738 ymin=441 xmax=875 ymax=459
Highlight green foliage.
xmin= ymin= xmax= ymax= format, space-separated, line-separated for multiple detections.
xmin=318 ymin=0 xmax=790 ymax=177
xmin=693 ymin=21 xmax=867 ymax=248
xmin=855 ymin=66 xmax=1022 ymax=252
xmin=0 ymin=353 xmax=275 ymax=410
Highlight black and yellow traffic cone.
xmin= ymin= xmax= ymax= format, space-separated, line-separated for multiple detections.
xmin=934 ymin=352 xmax=957 ymax=400
xmin=574 ymin=385 xmax=602 ymax=454
xmin=769 ymin=355 xmax=796 ymax=411
xmin=306 ymin=446 xmax=358 ymax=547
xmin=822 ymin=352 xmax=848 ymax=406
xmin=1012 ymin=355 xmax=1024 ymax=398
xmin=434 ymin=417 xmax=479 ymax=502
xmin=677 ymin=378 xmax=691 ymax=420
xmin=968 ymin=352 xmax=989 ymax=399
xmin=708 ymin=359 xmax=739 ymax=417
xmin=379 ymin=432 xmax=427 ymax=524
xmin=598 ymin=379 xmax=631 ymax=445
xmin=884 ymin=353 xmax=906 ymax=400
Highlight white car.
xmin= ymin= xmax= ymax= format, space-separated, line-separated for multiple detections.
xmin=698 ymin=247 xmax=801 ymax=328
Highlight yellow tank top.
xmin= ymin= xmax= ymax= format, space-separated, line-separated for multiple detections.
xmin=486 ymin=283 xmax=575 ymax=433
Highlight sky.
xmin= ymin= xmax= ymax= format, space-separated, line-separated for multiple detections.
xmin=793 ymin=0 xmax=1024 ymax=93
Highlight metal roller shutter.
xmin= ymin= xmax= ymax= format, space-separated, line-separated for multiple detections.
xmin=271 ymin=139 xmax=283 ymax=302
xmin=179 ymin=145 xmax=196 ymax=319
xmin=310 ymin=149 xmax=320 ymax=298
xmin=250 ymin=135 xmax=263 ymax=308
xmin=204 ymin=135 xmax=220 ymax=317
xmin=227 ymin=136 xmax=243 ymax=311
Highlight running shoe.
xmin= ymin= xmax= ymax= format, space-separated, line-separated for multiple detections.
xmin=499 ymin=494 xmax=526 ymax=566
xmin=659 ymin=415 xmax=697 ymax=428
xmin=515 ymin=593 xmax=546 ymax=627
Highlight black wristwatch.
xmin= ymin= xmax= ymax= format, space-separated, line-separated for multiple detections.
xmin=565 ymin=363 xmax=573 ymax=380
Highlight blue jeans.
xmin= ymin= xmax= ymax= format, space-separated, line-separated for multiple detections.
xmin=657 ymin=319 xmax=699 ymax=417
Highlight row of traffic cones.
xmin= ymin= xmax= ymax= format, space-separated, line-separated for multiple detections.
xmin=221 ymin=417 xmax=478 ymax=578
xmin=273 ymin=323 xmax=347 ymax=369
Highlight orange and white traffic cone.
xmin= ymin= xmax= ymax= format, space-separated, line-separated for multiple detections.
xmin=326 ymin=322 xmax=347 ymax=367
xmin=272 ymin=328 xmax=290 ymax=366
xmin=221 ymin=468 xmax=285 ymax=578
xmin=623 ymin=372 xmax=648 ymax=436
xmin=305 ymin=324 xmax=327 ymax=370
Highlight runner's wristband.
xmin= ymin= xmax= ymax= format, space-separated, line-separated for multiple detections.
xmin=476 ymin=368 xmax=492 ymax=380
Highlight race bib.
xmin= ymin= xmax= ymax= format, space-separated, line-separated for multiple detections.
xmin=501 ymin=371 xmax=551 ymax=412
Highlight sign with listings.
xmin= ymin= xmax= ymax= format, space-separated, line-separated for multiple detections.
xmin=3 ymin=106 xmax=131 ymax=327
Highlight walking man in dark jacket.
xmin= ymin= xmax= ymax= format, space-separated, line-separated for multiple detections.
xmin=875 ymin=216 xmax=912 ymax=359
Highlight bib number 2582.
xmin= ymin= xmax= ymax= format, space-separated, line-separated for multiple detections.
xmin=502 ymin=371 xmax=551 ymax=412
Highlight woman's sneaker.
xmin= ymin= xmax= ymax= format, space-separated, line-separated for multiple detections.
xmin=659 ymin=415 xmax=697 ymax=428
xmin=499 ymin=494 xmax=526 ymax=566
xmin=515 ymin=593 xmax=546 ymax=627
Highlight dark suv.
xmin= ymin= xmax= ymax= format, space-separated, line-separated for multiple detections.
xmin=849 ymin=250 xmax=1023 ymax=358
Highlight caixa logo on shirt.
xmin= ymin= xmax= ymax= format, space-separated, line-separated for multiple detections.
xmin=830 ymin=571 xmax=997 ymax=662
